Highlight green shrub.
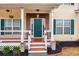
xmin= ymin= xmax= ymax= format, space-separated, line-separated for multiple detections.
xmin=13 ymin=47 xmax=20 ymax=56
xmin=3 ymin=47 xmax=10 ymax=56
xmin=76 ymin=39 xmax=79 ymax=43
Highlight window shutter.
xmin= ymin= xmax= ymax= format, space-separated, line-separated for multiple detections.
xmin=1 ymin=19 xmax=4 ymax=35
xmin=71 ymin=19 xmax=74 ymax=34
xmin=53 ymin=19 xmax=56 ymax=34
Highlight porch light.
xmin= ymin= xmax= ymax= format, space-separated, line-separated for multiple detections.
xmin=6 ymin=9 xmax=14 ymax=18
xmin=9 ymin=9 xmax=14 ymax=18
xmin=9 ymin=15 xmax=14 ymax=18
xmin=36 ymin=9 xmax=40 ymax=12
xmin=6 ymin=9 xmax=10 ymax=12
xmin=36 ymin=9 xmax=40 ymax=18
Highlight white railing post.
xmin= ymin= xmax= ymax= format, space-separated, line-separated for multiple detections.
xmin=28 ymin=30 xmax=31 ymax=50
xmin=28 ymin=35 xmax=30 ymax=50
xmin=45 ymin=35 xmax=47 ymax=49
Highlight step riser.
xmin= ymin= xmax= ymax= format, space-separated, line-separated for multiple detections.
xmin=30 ymin=45 xmax=45 ymax=46
xmin=30 ymin=46 xmax=45 ymax=48
xmin=30 ymin=42 xmax=50 ymax=44
xmin=29 ymin=51 xmax=47 ymax=53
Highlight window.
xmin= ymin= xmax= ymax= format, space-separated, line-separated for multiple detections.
xmin=63 ymin=3 xmax=74 ymax=5
xmin=0 ymin=19 xmax=21 ymax=35
xmin=13 ymin=20 xmax=21 ymax=34
xmin=5 ymin=20 xmax=12 ymax=34
xmin=54 ymin=19 xmax=74 ymax=35
xmin=64 ymin=20 xmax=71 ymax=34
xmin=56 ymin=20 xmax=63 ymax=34
xmin=13 ymin=20 xmax=21 ymax=30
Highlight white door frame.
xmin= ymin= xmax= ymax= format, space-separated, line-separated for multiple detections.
xmin=30 ymin=18 xmax=45 ymax=38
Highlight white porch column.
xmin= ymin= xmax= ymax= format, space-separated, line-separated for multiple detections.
xmin=50 ymin=9 xmax=56 ymax=50
xmin=21 ymin=8 xmax=24 ymax=43
xmin=20 ymin=8 xmax=25 ymax=52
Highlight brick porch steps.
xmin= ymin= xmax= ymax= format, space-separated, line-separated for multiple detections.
xmin=29 ymin=38 xmax=47 ymax=55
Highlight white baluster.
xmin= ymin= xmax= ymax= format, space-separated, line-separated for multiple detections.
xmin=28 ymin=30 xmax=31 ymax=50
xmin=45 ymin=35 xmax=47 ymax=49
xmin=28 ymin=35 xmax=30 ymax=50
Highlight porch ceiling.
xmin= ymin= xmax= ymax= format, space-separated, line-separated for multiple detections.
xmin=0 ymin=4 xmax=60 ymax=13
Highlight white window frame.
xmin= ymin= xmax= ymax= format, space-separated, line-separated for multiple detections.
xmin=13 ymin=19 xmax=21 ymax=27
xmin=64 ymin=20 xmax=71 ymax=34
xmin=56 ymin=20 xmax=63 ymax=34
xmin=0 ymin=19 xmax=21 ymax=35
xmin=55 ymin=19 xmax=71 ymax=35
xmin=4 ymin=19 xmax=12 ymax=35
xmin=13 ymin=19 xmax=21 ymax=34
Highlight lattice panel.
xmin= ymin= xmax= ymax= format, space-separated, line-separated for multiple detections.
xmin=0 ymin=43 xmax=20 ymax=51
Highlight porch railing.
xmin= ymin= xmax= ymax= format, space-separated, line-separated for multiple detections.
xmin=0 ymin=30 xmax=30 ymax=41
xmin=0 ymin=30 xmax=51 ymax=50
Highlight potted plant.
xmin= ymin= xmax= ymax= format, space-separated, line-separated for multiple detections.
xmin=3 ymin=47 xmax=10 ymax=56
xmin=13 ymin=47 xmax=20 ymax=56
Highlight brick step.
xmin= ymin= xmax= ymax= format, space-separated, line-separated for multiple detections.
xmin=30 ymin=48 xmax=46 ymax=51
xmin=30 ymin=46 xmax=45 ymax=48
xmin=30 ymin=44 xmax=45 ymax=46
xmin=30 ymin=42 xmax=50 ymax=45
xmin=31 ymin=38 xmax=44 ymax=42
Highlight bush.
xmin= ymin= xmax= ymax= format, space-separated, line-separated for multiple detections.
xmin=13 ymin=47 xmax=20 ymax=56
xmin=3 ymin=47 xmax=10 ymax=56
xmin=9 ymin=50 xmax=13 ymax=56
xmin=76 ymin=39 xmax=79 ymax=43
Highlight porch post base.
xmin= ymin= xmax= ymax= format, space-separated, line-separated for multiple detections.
xmin=19 ymin=42 xmax=25 ymax=52
xmin=51 ymin=41 xmax=56 ymax=50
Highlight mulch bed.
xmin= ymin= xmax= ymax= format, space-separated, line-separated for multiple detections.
xmin=47 ymin=41 xmax=79 ymax=55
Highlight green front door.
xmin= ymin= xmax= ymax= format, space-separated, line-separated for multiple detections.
xmin=34 ymin=19 xmax=42 ymax=37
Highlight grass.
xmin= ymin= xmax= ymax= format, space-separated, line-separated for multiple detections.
xmin=49 ymin=47 xmax=79 ymax=56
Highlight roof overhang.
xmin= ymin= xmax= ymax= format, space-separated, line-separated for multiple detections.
xmin=0 ymin=4 xmax=61 ymax=13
